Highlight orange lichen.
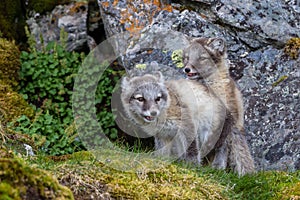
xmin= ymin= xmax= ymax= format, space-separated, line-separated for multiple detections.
xmin=102 ymin=1 xmax=109 ymax=8
xmin=68 ymin=2 xmax=87 ymax=14
xmin=118 ymin=0 xmax=172 ymax=34
xmin=113 ymin=0 xmax=119 ymax=7
xmin=163 ymin=5 xmax=173 ymax=12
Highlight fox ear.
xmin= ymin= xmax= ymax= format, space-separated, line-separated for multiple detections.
xmin=153 ymin=71 xmax=164 ymax=83
xmin=204 ymin=38 xmax=226 ymax=56
xmin=121 ymin=76 xmax=131 ymax=89
xmin=192 ymin=37 xmax=226 ymax=56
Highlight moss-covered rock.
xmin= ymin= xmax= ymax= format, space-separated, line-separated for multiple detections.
xmin=0 ymin=38 xmax=21 ymax=88
xmin=0 ymin=80 xmax=34 ymax=123
xmin=0 ymin=39 xmax=32 ymax=123
xmin=0 ymin=147 xmax=74 ymax=200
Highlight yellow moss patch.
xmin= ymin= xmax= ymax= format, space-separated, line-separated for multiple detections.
xmin=0 ymin=149 xmax=74 ymax=200
xmin=275 ymin=176 xmax=300 ymax=200
xmin=0 ymin=38 xmax=20 ymax=88
xmin=0 ymin=182 xmax=20 ymax=200
xmin=0 ymin=80 xmax=34 ymax=123
xmin=284 ymin=37 xmax=300 ymax=59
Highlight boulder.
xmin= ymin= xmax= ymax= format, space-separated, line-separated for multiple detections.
xmin=27 ymin=2 xmax=89 ymax=52
xmin=98 ymin=0 xmax=300 ymax=171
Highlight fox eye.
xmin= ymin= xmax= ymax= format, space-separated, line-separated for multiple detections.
xmin=155 ymin=97 xmax=161 ymax=102
xmin=136 ymin=97 xmax=145 ymax=102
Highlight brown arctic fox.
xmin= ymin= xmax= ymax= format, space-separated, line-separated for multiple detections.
xmin=182 ymin=37 xmax=255 ymax=175
xmin=120 ymin=71 xmax=254 ymax=175
xmin=183 ymin=37 xmax=244 ymax=132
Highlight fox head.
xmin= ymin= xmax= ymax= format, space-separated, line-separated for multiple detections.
xmin=121 ymin=72 xmax=169 ymax=125
xmin=183 ymin=38 xmax=226 ymax=80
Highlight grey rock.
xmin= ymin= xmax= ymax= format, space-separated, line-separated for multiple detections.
xmin=98 ymin=0 xmax=300 ymax=171
xmin=212 ymin=0 xmax=300 ymax=47
xmin=27 ymin=2 xmax=89 ymax=52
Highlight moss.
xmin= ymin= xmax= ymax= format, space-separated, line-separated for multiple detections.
xmin=30 ymin=151 xmax=228 ymax=200
xmin=0 ymin=146 xmax=14 ymax=159
xmin=0 ymin=80 xmax=34 ymax=123
xmin=0 ymin=38 xmax=21 ymax=88
xmin=0 ymin=157 xmax=74 ymax=199
xmin=0 ymin=47 xmax=32 ymax=121
xmin=23 ymin=150 xmax=300 ymax=199
xmin=0 ymin=121 xmax=6 ymax=143
xmin=284 ymin=37 xmax=300 ymax=59
xmin=0 ymin=182 xmax=20 ymax=200
xmin=278 ymin=181 xmax=300 ymax=200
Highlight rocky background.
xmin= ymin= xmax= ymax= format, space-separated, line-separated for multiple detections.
xmin=25 ymin=0 xmax=299 ymax=171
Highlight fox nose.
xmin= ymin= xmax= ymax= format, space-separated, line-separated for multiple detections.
xmin=184 ymin=67 xmax=191 ymax=73
xmin=150 ymin=111 xmax=158 ymax=116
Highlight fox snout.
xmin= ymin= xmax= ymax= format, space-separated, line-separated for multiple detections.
xmin=183 ymin=65 xmax=197 ymax=74
xmin=142 ymin=108 xmax=160 ymax=122
xmin=183 ymin=66 xmax=199 ymax=79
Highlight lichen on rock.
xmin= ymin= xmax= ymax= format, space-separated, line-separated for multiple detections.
xmin=98 ymin=0 xmax=300 ymax=172
xmin=284 ymin=37 xmax=300 ymax=59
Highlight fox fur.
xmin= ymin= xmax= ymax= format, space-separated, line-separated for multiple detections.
xmin=120 ymin=72 xmax=231 ymax=164
xmin=182 ymin=37 xmax=255 ymax=175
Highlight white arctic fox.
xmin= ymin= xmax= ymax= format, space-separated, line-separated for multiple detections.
xmin=120 ymin=72 xmax=228 ymax=164
xmin=120 ymin=71 xmax=255 ymax=175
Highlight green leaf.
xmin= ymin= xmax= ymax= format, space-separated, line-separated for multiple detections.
xmin=20 ymin=51 xmax=29 ymax=59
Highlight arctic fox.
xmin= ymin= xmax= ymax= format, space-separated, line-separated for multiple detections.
xmin=183 ymin=37 xmax=244 ymax=132
xmin=182 ymin=37 xmax=255 ymax=174
xmin=120 ymin=72 xmax=233 ymax=169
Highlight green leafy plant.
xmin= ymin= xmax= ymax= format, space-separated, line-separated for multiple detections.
xmin=14 ymin=37 xmax=125 ymax=155
xmin=10 ymin=112 xmax=82 ymax=155
xmin=95 ymin=68 xmax=124 ymax=140
xmin=19 ymin=41 xmax=83 ymax=105
xmin=14 ymin=41 xmax=85 ymax=155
